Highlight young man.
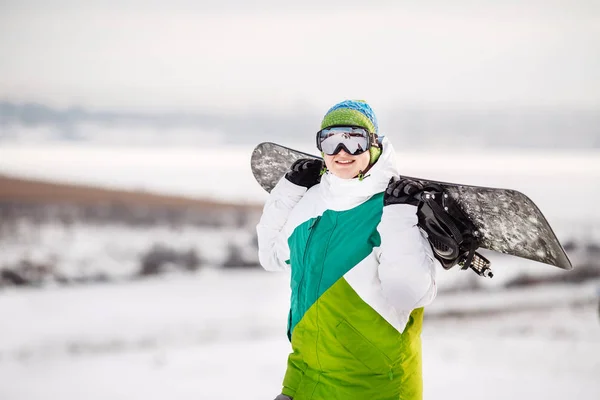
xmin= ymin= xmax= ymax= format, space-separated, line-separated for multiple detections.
xmin=257 ymin=100 xmax=439 ymax=399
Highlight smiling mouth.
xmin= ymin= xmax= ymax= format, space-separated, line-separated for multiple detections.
xmin=335 ymin=160 xmax=354 ymax=165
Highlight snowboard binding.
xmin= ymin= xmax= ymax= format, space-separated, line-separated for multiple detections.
xmin=416 ymin=184 xmax=493 ymax=278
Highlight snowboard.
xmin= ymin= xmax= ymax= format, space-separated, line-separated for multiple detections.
xmin=251 ymin=142 xmax=572 ymax=273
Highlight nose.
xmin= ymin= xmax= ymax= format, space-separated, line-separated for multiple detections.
xmin=337 ymin=149 xmax=350 ymax=156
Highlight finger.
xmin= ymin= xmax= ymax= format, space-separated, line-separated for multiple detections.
xmin=308 ymin=160 xmax=322 ymax=169
xmin=306 ymin=164 xmax=319 ymax=173
xmin=301 ymin=159 xmax=313 ymax=170
xmin=414 ymin=181 xmax=424 ymax=190
xmin=397 ymin=180 xmax=408 ymax=192
xmin=293 ymin=159 xmax=304 ymax=172
xmin=404 ymin=182 xmax=420 ymax=195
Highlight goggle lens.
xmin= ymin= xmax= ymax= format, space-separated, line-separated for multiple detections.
xmin=317 ymin=127 xmax=371 ymax=156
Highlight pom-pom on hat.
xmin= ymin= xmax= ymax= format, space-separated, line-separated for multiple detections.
xmin=320 ymin=100 xmax=378 ymax=134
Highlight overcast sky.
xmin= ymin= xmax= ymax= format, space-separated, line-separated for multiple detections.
xmin=1 ymin=0 xmax=599 ymax=113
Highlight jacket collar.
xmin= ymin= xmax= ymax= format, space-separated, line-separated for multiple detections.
xmin=318 ymin=137 xmax=399 ymax=211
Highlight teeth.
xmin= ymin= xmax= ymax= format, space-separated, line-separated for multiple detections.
xmin=337 ymin=160 xmax=353 ymax=164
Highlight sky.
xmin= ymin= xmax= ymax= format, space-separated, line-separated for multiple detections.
xmin=1 ymin=0 xmax=600 ymax=113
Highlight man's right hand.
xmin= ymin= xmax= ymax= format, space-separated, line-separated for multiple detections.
xmin=285 ymin=159 xmax=324 ymax=189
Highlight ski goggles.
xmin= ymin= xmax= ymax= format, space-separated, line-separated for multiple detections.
xmin=316 ymin=126 xmax=373 ymax=156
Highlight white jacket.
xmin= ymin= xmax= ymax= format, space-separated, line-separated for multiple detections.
xmin=257 ymin=137 xmax=438 ymax=333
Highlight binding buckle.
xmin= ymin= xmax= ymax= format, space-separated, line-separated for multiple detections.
xmin=417 ymin=186 xmax=493 ymax=278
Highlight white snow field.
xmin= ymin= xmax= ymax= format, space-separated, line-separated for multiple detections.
xmin=0 ymin=269 xmax=599 ymax=400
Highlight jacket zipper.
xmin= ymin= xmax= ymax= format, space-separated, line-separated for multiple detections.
xmin=297 ymin=216 xmax=320 ymax=311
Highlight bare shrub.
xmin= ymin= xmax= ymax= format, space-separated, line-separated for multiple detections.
xmin=138 ymin=244 xmax=202 ymax=276
xmin=222 ymin=242 xmax=260 ymax=269
xmin=0 ymin=259 xmax=56 ymax=287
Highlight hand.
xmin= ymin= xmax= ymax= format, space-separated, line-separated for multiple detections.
xmin=384 ymin=176 xmax=425 ymax=207
xmin=285 ymin=158 xmax=324 ymax=189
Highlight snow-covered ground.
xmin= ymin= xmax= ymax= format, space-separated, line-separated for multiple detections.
xmin=0 ymin=270 xmax=598 ymax=400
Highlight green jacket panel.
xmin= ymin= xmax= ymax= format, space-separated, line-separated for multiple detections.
xmin=283 ymin=278 xmax=424 ymax=400
xmin=287 ymin=193 xmax=384 ymax=336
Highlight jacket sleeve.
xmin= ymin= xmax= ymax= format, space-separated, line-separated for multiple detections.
xmin=256 ymin=177 xmax=307 ymax=272
xmin=376 ymin=203 xmax=439 ymax=313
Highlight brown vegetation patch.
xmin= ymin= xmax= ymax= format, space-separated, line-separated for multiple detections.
xmin=0 ymin=174 xmax=260 ymax=212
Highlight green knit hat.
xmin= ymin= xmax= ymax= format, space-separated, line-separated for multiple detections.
xmin=320 ymin=100 xmax=378 ymax=133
